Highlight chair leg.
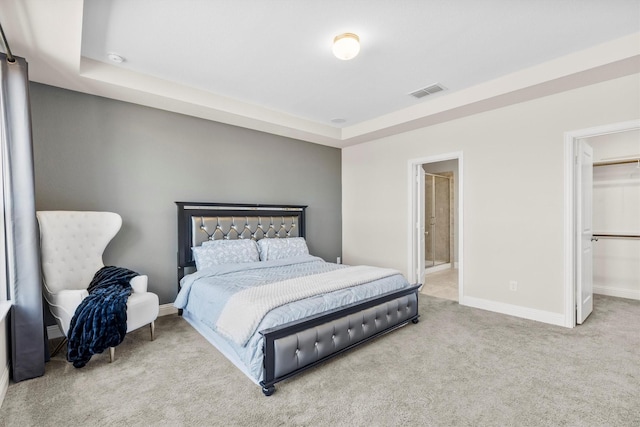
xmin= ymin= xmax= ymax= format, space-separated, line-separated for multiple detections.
xmin=51 ymin=337 xmax=68 ymax=357
xmin=150 ymin=321 xmax=155 ymax=341
xmin=109 ymin=347 xmax=115 ymax=363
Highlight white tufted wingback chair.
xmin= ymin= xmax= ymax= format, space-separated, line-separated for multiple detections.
xmin=36 ymin=211 xmax=159 ymax=361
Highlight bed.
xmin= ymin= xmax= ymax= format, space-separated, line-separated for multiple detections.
xmin=174 ymin=202 xmax=420 ymax=396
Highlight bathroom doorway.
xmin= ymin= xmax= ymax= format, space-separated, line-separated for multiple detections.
xmin=422 ymin=160 xmax=459 ymax=301
xmin=425 ymin=172 xmax=452 ymax=270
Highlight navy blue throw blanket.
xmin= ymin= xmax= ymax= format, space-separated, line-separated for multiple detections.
xmin=67 ymin=266 xmax=139 ymax=368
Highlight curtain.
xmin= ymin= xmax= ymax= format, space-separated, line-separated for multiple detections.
xmin=1 ymin=52 xmax=46 ymax=382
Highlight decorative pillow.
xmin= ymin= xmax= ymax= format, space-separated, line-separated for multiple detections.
xmin=192 ymin=239 xmax=259 ymax=269
xmin=257 ymin=237 xmax=309 ymax=261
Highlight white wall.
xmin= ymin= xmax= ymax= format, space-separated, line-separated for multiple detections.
xmin=342 ymin=74 xmax=640 ymax=320
xmin=590 ymin=130 xmax=640 ymax=300
xmin=590 ymin=130 xmax=640 ymax=162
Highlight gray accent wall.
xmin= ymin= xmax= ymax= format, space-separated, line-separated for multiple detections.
xmin=29 ymin=83 xmax=342 ymax=304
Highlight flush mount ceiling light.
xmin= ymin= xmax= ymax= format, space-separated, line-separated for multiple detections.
xmin=332 ymin=33 xmax=360 ymax=60
xmin=107 ymin=53 xmax=125 ymax=63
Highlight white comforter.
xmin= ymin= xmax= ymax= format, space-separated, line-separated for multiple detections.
xmin=216 ymin=265 xmax=400 ymax=345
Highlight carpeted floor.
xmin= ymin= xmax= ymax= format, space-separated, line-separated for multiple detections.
xmin=1 ymin=294 xmax=638 ymax=426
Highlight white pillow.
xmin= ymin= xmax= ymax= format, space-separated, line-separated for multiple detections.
xmin=192 ymin=239 xmax=259 ymax=269
xmin=257 ymin=237 xmax=309 ymax=261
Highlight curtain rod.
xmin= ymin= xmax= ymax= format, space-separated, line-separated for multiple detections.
xmin=0 ymin=20 xmax=15 ymax=63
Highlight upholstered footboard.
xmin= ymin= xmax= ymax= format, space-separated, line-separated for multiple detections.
xmin=259 ymin=284 xmax=420 ymax=396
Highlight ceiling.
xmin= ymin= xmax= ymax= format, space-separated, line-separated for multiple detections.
xmin=1 ymin=0 xmax=639 ymax=148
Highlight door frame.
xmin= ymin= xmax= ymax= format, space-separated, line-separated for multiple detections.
xmin=408 ymin=152 xmax=463 ymax=301
xmin=563 ymin=119 xmax=640 ymax=327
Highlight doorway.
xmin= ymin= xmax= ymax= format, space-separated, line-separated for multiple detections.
xmin=589 ymin=130 xmax=640 ymax=302
xmin=409 ymin=153 xmax=463 ymax=303
xmin=424 ymin=172 xmax=452 ymax=271
xmin=563 ymin=119 xmax=640 ymax=327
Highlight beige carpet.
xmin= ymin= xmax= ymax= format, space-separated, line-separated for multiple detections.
xmin=1 ymin=295 xmax=639 ymax=426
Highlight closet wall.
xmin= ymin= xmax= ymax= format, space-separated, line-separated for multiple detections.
xmin=590 ymin=129 xmax=640 ymax=300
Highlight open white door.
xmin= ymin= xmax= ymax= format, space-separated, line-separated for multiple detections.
xmin=576 ymin=139 xmax=594 ymax=324
xmin=417 ymin=166 xmax=426 ymax=284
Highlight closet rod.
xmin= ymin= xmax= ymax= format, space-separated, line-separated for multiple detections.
xmin=593 ymin=158 xmax=640 ymax=167
xmin=592 ymin=233 xmax=640 ymax=240
xmin=424 ymin=172 xmax=451 ymax=180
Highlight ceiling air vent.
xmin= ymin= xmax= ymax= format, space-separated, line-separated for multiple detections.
xmin=409 ymin=83 xmax=446 ymax=99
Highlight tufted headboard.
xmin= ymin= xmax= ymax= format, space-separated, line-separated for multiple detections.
xmin=176 ymin=202 xmax=307 ymax=283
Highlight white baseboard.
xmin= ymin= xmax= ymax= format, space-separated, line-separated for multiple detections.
xmin=594 ymin=286 xmax=640 ymax=300
xmin=460 ymin=296 xmax=567 ymax=327
xmin=159 ymin=303 xmax=178 ymax=316
xmin=46 ymin=304 xmax=178 ymax=341
xmin=0 ymin=362 xmax=9 ymax=409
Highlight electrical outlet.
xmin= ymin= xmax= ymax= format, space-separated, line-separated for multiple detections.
xmin=509 ymin=280 xmax=518 ymax=291
xmin=337 ymin=256 xmax=341 ymax=264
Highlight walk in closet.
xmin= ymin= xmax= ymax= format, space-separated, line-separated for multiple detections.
xmin=589 ymin=130 xmax=640 ymax=301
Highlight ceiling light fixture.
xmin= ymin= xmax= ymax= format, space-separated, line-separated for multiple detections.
xmin=332 ymin=33 xmax=360 ymax=60
xmin=107 ymin=53 xmax=125 ymax=63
